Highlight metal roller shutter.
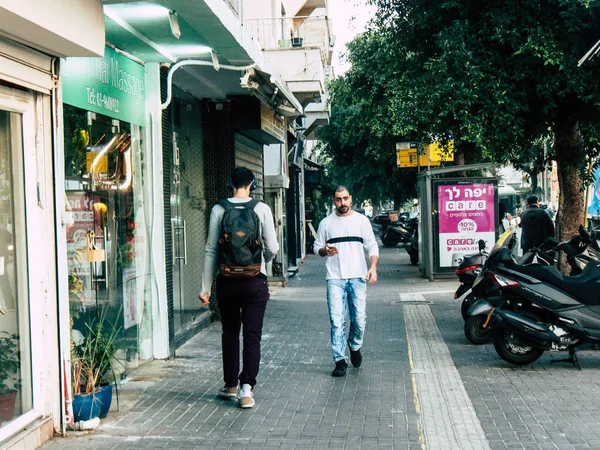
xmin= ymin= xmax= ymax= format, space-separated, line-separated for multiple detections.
xmin=0 ymin=37 xmax=53 ymax=93
xmin=234 ymin=133 xmax=264 ymax=200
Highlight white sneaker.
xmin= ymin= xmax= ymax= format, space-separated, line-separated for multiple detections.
xmin=238 ymin=383 xmax=255 ymax=409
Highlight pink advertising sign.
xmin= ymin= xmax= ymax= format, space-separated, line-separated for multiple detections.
xmin=437 ymin=182 xmax=496 ymax=267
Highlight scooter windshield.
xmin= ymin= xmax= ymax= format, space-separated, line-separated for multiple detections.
xmin=489 ymin=228 xmax=516 ymax=256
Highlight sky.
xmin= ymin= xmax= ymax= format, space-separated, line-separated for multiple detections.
xmin=329 ymin=0 xmax=375 ymax=75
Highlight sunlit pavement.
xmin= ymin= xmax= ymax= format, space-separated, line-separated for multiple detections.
xmin=42 ymin=241 xmax=600 ymax=450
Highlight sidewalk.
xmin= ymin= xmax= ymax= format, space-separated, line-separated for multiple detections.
xmin=41 ymin=245 xmax=600 ymax=449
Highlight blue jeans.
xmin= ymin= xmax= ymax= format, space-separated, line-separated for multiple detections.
xmin=326 ymin=278 xmax=367 ymax=363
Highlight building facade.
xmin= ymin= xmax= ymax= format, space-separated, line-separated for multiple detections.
xmin=0 ymin=1 xmax=332 ymax=448
xmin=0 ymin=1 xmax=105 ymax=447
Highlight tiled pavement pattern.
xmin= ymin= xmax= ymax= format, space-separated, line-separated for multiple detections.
xmin=42 ymin=240 xmax=600 ymax=449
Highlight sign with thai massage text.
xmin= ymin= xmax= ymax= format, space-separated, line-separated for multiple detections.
xmin=61 ymin=46 xmax=145 ymax=125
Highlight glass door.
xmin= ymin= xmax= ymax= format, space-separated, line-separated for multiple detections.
xmin=0 ymin=95 xmax=33 ymax=427
xmin=170 ymin=132 xmax=187 ymax=334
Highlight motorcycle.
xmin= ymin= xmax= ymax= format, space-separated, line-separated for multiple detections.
xmin=462 ymin=229 xmax=558 ymax=344
xmin=408 ymin=223 xmax=418 ymax=265
xmin=380 ymin=217 xmax=418 ymax=248
xmin=470 ymin=226 xmax=600 ymax=367
xmin=454 ymin=239 xmax=488 ymax=306
xmin=488 ymin=259 xmax=600 ymax=369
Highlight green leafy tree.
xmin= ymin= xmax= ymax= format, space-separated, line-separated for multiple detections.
xmin=321 ymin=0 xmax=600 ymax=240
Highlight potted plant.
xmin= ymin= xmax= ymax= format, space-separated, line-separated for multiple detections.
xmin=0 ymin=332 xmax=20 ymax=423
xmin=71 ymin=307 xmax=122 ymax=422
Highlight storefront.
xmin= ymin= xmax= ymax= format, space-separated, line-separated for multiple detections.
xmin=0 ymin=39 xmax=57 ymax=444
xmin=0 ymin=1 xmax=104 ymax=445
xmin=61 ymin=46 xmax=156 ymax=381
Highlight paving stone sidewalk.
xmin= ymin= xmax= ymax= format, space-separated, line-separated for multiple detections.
xmin=41 ymin=242 xmax=600 ymax=450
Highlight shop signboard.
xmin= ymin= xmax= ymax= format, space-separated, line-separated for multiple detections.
xmin=61 ymin=46 xmax=145 ymax=126
xmin=434 ymin=179 xmax=497 ymax=268
xmin=260 ymin=103 xmax=285 ymax=143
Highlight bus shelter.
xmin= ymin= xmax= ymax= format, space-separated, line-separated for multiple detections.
xmin=417 ymin=164 xmax=499 ymax=280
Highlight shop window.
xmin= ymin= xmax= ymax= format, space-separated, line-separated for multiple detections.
xmin=64 ymin=105 xmax=153 ymax=379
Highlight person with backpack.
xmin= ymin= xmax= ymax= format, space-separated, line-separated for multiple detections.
xmin=199 ymin=167 xmax=279 ymax=409
xmin=314 ymin=186 xmax=379 ymax=377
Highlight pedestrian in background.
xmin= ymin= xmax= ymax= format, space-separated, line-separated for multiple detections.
xmin=519 ymin=194 xmax=555 ymax=253
xmin=314 ymin=186 xmax=379 ymax=377
xmin=199 ymin=167 xmax=279 ymax=408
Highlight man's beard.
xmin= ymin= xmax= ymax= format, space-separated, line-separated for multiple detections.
xmin=336 ymin=205 xmax=349 ymax=214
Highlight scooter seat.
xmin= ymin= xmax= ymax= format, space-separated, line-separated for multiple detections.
xmin=516 ymin=262 xmax=600 ymax=305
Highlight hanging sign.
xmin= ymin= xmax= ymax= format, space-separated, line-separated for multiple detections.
xmin=435 ymin=180 xmax=497 ymax=268
xmin=396 ymin=141 xmax=454 ymax=168
xmin=61 ymin=46 xmax=146 ymax=126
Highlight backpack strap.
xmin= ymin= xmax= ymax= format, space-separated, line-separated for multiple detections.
xmin=219 ymin=199 xmax=233 ymax=210
xmin=219 ymin=198 xmax=259 ymax=210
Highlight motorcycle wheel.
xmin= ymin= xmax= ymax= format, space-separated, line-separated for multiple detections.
xmin=464 ymin=315 xmax=493 ymax=345
xmin=409 ymin=247 xmax=418 ymax=265
xmin=492 ymin=330 xmax=544 ymax=365
xmin=460 ymin=293 xmax=478 ymax=320
xmin=381 ymin=236 xmax=398 ymax=247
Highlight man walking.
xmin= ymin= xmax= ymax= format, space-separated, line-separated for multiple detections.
xmin=314 ymin=186 xmax=379 ymax=377
xmin=519 ymin=194 xmax=555 ymax=253
xmin=199 ymin=167 xmax=279 ymax=408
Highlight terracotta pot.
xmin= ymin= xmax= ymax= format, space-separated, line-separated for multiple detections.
xmin=0 ymin=390 xmax=17 ymax=422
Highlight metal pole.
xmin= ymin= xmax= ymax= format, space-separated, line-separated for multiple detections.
xmin=426 ymin=171 xmax=435 ymax=281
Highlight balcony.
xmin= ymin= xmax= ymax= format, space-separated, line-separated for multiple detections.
xmin=244 ymin=16 xmax=332 ymax=64
xmin=243 ymin=16 xmax=333 ymax=106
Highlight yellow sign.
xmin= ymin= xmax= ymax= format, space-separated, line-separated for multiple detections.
xmin=86 ymin=151 xmax=108 ymax=173
xmin=396 ymin=141 xmax=454 ymax=168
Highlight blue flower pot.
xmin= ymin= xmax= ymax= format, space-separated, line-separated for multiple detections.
xmin=72 ymin=392 xmax=102 ymax=422
xmin=97 ymin=384 xmax=113 ymax=419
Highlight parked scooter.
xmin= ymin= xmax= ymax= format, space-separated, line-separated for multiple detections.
xmin=488 ymin=257 xmax=600 ymax=369
xmin=567 ymin=225 xmax=600 ymax=274
xmin=407 ymin=224 xmax=419 ymax=265
xmin=467 ymin=225 xmax=600 ymax=364
xmin=454 ymin=239 xmax=489 ymax=309
xmin=462 ymin=229 xmax=557 ymax=344
xmin=380 ymin=217 xmax=418 ymax=248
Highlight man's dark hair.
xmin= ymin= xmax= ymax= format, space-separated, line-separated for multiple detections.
xmin=230 ymin=167 xmax=255 ymax=189
xmin=333 ymin=185 xmax=351 ymax=197
xmin=526 ymin=195 xmax=538 ymax=205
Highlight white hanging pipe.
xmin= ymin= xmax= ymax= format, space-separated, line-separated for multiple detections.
xmin=161 ymin=60 xmax=257 ymax=110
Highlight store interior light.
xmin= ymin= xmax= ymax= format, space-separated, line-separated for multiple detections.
xmin=103 ymin=4 xmax=169 ymax=20
xmin=169 ymin=45 xmax=213 ymax=55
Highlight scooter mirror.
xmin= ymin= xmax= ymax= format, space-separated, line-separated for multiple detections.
xmin=478 ymin=239 xmax=486 ymax=251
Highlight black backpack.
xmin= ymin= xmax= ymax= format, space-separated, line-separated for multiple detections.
xmin=217 ymin=199 xmax=263 ymax=278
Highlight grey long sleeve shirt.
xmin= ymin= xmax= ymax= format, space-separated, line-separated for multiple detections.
xmin=200 ymin=197 xmax=279 ymax=297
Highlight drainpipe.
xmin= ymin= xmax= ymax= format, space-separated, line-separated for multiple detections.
xmin=160 ymin=60 xmax=256 ymax=110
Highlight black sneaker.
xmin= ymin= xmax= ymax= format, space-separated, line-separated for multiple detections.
xmin=350 ymin=348 xmax=362 ymax=368
xmin=332 ymin=360 xmax=347 ymax=377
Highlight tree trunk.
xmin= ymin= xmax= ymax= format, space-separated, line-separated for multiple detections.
xmin=553 ymin=122 xmax=585 ymax=272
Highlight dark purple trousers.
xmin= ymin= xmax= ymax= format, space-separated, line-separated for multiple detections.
xmin=216 ymin=274 xmax=269 ymax=388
